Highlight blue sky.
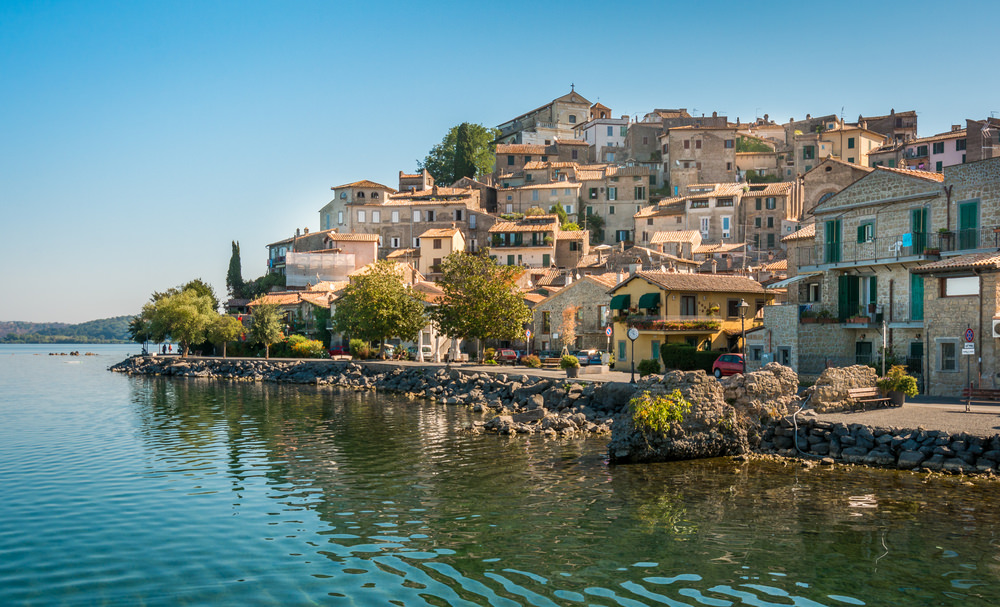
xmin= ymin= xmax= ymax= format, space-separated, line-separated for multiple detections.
xmin=2 ymin=0 xmax=996 ymax=323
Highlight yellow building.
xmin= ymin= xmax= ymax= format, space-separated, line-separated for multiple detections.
xmin=608 ymin=271 xmax=771 ymax=369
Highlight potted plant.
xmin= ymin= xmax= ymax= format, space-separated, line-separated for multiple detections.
xmin=560 ymin=354 xmax=580 ymax=378
xmin=816 ymin=309 xmax=835 ymax=323
xmin=877 ymin=364 xmax=918 ymax=406
xmin=800 ymin=309 xmax=818 ymax=324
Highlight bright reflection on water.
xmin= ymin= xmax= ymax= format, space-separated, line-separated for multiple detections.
xmin=2 ymin=345 xmax=1000 ymax=606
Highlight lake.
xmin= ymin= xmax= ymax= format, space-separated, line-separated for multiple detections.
xmin=1 ymin=344 xmax=998 ymax=606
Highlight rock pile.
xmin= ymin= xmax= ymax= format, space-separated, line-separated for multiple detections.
xmin=805 ymin=365 xmax=877 ymax=412
xmin=608 ymin=363 xmax=800 ymax=464
xmin=109 ymin=356 xmax=641 ymax=437
xmin=762 ymin=417 xmax=1000 ymax=474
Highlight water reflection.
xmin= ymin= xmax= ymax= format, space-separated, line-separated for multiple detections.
xmin=112 ymin=377 xmax=1000 ymax=604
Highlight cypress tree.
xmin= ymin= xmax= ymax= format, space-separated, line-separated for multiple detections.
xmin=454 ymin=122 xmax=476 ymax=181
xmin=226 ymin=240 xmax=245 ymax=299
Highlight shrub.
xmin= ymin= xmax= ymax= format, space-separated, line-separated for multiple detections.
xmin=877 ymin=364 xmax=919 ymax=397
xmin=637 ymin=359 xmax=661 ymax=377
xmin=290 ymin=337 xmax=328 ymax=358
xmin=628 ymin=389 xmax=691 ymax=435
xmin=349 ymin=338 xmax=370 ymax=359
xmin=560 ymin=354 xmax=580 ymax=369
xmin=484 ymin=347 xmax=497 ymax=363
xmin=522 ymin=354 xmax=541 ymax=368
xmin=659 ymin=344 xmax=720 ymax=373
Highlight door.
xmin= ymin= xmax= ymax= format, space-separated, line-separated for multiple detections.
xmin=910 ymin=273 xmax=924 ymax=321
xmin=838 ymin=275 xmax=860 ymax=321
xmin=959 ymin=201 xmax=979 ymax=249
xmin=911 ymin=208 xmax=927 ymax=253
xmin=855 ymin=341 xmax=873 ymax=365
xmin=825 ymin=219 xmax=842 ymax=263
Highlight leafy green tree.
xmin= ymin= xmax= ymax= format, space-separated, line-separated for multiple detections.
xmin=243 ymin=273 xmax=286 ymax=299
xmin=208 ymin=314 xmax=244 ymax=358
xmin=736 ymin=136 xmax=774 ymax=153
xmin=226 ymin=241 xmax=245 ymax=299
xmin=313 ymin=306 xmax=331 ymax=347
xmin=550 ymin=202 xmax=568 ymax=224
xmin=248 ymin=302 xmax=285 ymax=359
xmin=153 ymin=279 xmax=220 ymax=313
xmin=332 ymin=260 xmax=425 ymax=353
xmin=148 ymin=288 xmax=218 ymax=356
xmin=418 ymin=122 xmax=500 ymax=185
xmin=579 ymin=211 xmax=605 ymax=243
xmin=429 ymin=250 xmax=532 ymax=360
xmin=454 ymin=122 xmax=477 ymax=180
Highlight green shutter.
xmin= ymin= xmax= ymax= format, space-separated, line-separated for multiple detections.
xmin=857 ymin=224 xmax=865 ymax=243
xmin=910 ymin=273 xmax=924 ymax=321
xmin=825 ymin=220 xmax=841 ymax=263
xmin=542 ymin=254 xmax=551 ymax=267
xmin=959 ymin=201 xmax=979 ymax=249
xmin=838 ymin=275 xmax=860 ymax=320
xmin=911 ymin=208 xmax=927 ymax=253
xmin=869 ymin=275 xmax=877 ymax=305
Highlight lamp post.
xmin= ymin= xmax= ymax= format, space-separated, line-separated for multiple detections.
xmin=738 ymin=299 xmax=749 ymax=374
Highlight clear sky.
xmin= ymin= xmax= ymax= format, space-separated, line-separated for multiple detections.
xmin=2 ymin=0 xmax=996 ymax=323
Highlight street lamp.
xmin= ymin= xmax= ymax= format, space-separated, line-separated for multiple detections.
xmin=738 ymin=299 xmax=749 ymax=374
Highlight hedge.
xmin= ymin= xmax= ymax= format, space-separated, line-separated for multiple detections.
xmin=659 ymin=344 xmax=724 ymax=373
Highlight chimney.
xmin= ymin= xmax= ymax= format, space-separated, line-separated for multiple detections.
xmin=952 ymin=124 xmax=962 ymax=132
xmin=617 ymin=271 xmax=625 ymax=284
xmin=295 ymin=228 xmax=301 ymax=237
xmin=711 ymin=259 xmax=718 ymax=274
xmin=303 ymin=227 xmax=309 ymax=235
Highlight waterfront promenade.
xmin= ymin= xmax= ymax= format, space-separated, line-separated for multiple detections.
xmin=139 ymin=353 xmax=1000 ymax=438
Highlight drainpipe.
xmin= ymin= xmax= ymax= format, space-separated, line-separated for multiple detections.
xmin=976 ymin=268 xmax=984 ymax=386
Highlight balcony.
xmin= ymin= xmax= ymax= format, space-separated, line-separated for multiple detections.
xmin=624 ymin=315 xmax=722 ymax=332
xmin=798 ymin=228 xmax=998 ymax=269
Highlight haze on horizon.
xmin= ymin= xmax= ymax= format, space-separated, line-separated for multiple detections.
xmin=2 ymin=0 xmax=996 ymax=324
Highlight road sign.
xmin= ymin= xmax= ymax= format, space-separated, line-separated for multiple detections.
xmin=525 ymin=329 xmax=532 ymax=340
xmin=963 ymin=344 xmax=976 ymax=356
xmin=965 ymin=328 xmax=975 ymax=342
xmin=605 ymin=326 xmax=613 ymax=337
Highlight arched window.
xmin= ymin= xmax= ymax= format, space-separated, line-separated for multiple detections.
xmin=357 ymin=192 xmax=365 ymax=198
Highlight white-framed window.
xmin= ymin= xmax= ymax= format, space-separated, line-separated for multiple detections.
xmin=390 ymin=237 xmax=400 ymax=248
xmin=391 ymin=210 xmax=399 ymax=223
xmin=565 ymin=204 xmax=573 ymax=214
xmin=337 ymin=210 xmax=344 ymax=225
xmin=413 ymin=210 xmax=421 ymax=222
xmin=700 ymin=217 xmax=710 ymax=235
xmin=470 ymin=214 xmax=477 ymax=229
xmin=506 ymin=203 xmax=513 ymax=213
xmin=357 ymin=210 xmax=366 ymax=223
xmin=938 ymin=340 xmax=958 ymax=371
xmin=372 ymin=210 xmax=380 ymax=223
xmin=608 ymin=187 xmax=617 ymax=201
xmin=722 ymin=216 xmax=731 ymax=238
xmin=413 ymin=237 xmax=420 ymax=248
xmin=426 ymin=210 xmax=435 ymax=221
xmin=532 ymin=190 xmax=539 ymax=201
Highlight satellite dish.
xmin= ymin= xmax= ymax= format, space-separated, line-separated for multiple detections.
xmin=675 ymin=160 xmax=681 ymax=166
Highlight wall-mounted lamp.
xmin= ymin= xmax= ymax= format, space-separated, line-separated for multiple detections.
xmin=860 ymin=334 xmax=866 ymax=340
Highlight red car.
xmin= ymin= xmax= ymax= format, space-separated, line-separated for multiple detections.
xmin=712 ymin=353 xmax=744 ymax=378
xmin=496 ymin=349 xmax=518 ymax=365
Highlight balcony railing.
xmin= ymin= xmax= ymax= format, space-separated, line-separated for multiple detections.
xmin=799 ymin=228 xmax=997 ymax=267
xmin=625 ymin=315 xmax=723 ymax=332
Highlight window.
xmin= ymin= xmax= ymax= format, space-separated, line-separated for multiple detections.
xmin=390 ymin=237 xmax=400 ymax=248
xmin=608 ymin=187 xmax=617 ymax=201
xmin=620 ymin=126 xmax=627 ymax=137
xmin=635 ymin=186 xmax=645 ymax=199
xmin=605 ymin=152 xmax=616 ymax=162
xmin=754 ymin=217 xmax=761 ymax=228
xmin=508 ymin=155 xmax=515 ymax=166
xmin=932 ymin=142 xmax=944 ymax=154
xmin=956 ymin=139 xmax=967 ymax=151
xmin=803 ymin=146 xmax=815 ymax=160
xmin=767 ymin=216 xmax=774 ymax=228
xmin=936 ymin=161 xmax=943 ymax=172
xmin=691 ymin=200 xmax=709 ymax=209
xmin=916 ymin=145 xmax=928 ymax=157
xmin=572 ymin=149 xmax=578 ymax=160
xmin=569 ymin=114 xmax=576 ymax=123
xmin=724 ymin=139 xmax=734 ymax=148
xmin=778 ymin=347 xmax=790 ymax=366
xmin=615 ymin=230 xmax=629 ymax=242
xmin=700 ymin=217 xmax=709 ymax=234
xmin=532 ymin=190 xmax=539 ymax=202
xmin=470 ymin=214 xmax=476 ymax=229
xmin=357 ymin=192 xmax=365 ymax=198
xmin=942 ymin=275 xmax=978 ymax=296
xmin=680 ymin=295 xmax=696 ymax=316
xmin=337 ymin=210 xmax=344 ymax=225
xmin=433 ymin=239 xmax=442 ymax=250
xmin=848 ymin=137 xmax=856 ymax=149
xmin=565 ymin=204 xmax=574 ymax=214
xmin=684 ymin=140 xmax=690 ymax=149
xmin=607 ymin=126 xmax=613 ymax=137
xmin=357 ymin=210 xmax=366 ymax=222
xmin=642 ymin=136 xmax=648 ymax=145
xmin=413 ymin=210 xmax=421 ymax=222
xmin=507 ymin=254 xmax=515 ymax=266
xmin=767 ymin=233 xmax=775 ymax=248
xmin=589 ymin=188 xmax=598 ymax=199
xmin=524 ymin=156 xmax=531 ymax=163
xmin=506 ymin=203 xmax=513 ymax=213
xmin=541 ymin=156 xmax=547 ymax=161
xmin=413 ymin=237 xmax=420 ymax=247
xmin=726 ymin=162 xmax=732 ymax=170
xmin=525 ymin=174 xmax=533 ymax=182
xmin=650 ymin=174 xmax=657 ymax=185
xmin=609 ymin=206 xmax=615 ymax=214
xmin=372 ymin=210 xmax=380 ymax=223
xmin=765 ymin=197 xmax=776 ymax=210
xmin=618 ymin=340 xmax=627 ymax=361
xmin=727 ymin=299 xmax=741 ymax=318
xmin=717 ymin=198 xmax=733 ymax=207
xmin=722 ymin=216 xmax=731 ymax=238
xmin=455 ymin=209 xmax=463 ymax=221
xmin=939 ymin=341 xmax=958 ymax=371
xmin=391 ymin=210 xmax=399 ymax=223
xmin=695 ymin=140 xmax=702 ymax=149
xmin=808 ymin=283 xmax=821 ymax=302
xmin=586 ymin=206 xmax=593 ymax=215
xmin=755 ymin=198 xmax=762 ymax=210
xmin=426 ymin=210 xmax=435 ymax=221
xmin=847 ymin=157 xmax=855 ymax=164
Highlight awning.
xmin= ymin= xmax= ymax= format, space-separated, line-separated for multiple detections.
xmin=766 ymin=272 xmax=822 ymax=290
xmin=638 ymin=292 xmax=661 ymax=309
xmin=610 ymin=294 xmax=631 ymax=310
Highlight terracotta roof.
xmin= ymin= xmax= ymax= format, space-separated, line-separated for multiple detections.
xmin=412 ymin=280 xmax=444 ymax=303
xmin=907 ymin=129 xmax=967 ymax=145
xmin=782 ymin=223 xmax=815 ymax=242
xmin=523 ymin=292 xmax=547 ymax=305
xmin=556 ymin=139 xmax=590 ymax=146
xmin=332 ymin=180 xmax=396 ymax=191
xmin=762 ymin=259 xmax=787 ymax=271
xmin=516 ymin=181 xmax=582 ymax=190
xmin=308 ymin=280 xmax=348 ymax=292
xmin=328 ymin=232 xmax=380 ymax=242
xmin=489 ymin=217 xmax=559 ymax=233
xmin=575 ymin=254 xmax=604 ymax=268
xmin=418 ymin=227 xmax=460 ymax=238
xmin=619 ymin=271 xmax=766 ymax=294
xmin=496 ymin=144 xmax=548 ymax=154
xmin=802 ymin=157 xmax=875 ymax=176
xmin=743 ymin=182 xmax=796 ymax=197
xmin=559 ymin=230 xmax=587 ymax=240
xmin=873 ymin=166 xmax=945 ymax=182
xmin=686 ymin=183 xmax=746 ymax=198
xmin=858 ymin=110 xmax=917 ymax=121
xmin=606 ymin=165 xmax=652 ymax=177
xmin=912 ymin=252 xmax=1000 ymax=274
xmin=694 ymin=242 xmax=746 ymax=254
xmin=650 ymin=230 xmax=700 ymax=244
xmin=587 ymin=272 xmax=620 ymax=288
xmin=249 ymin=291 xmax=333 ymax=308
xmin=523 ymin=160 xmax=580 ymax=170
xmin=386 ymin=248 xmax=418 ymax=259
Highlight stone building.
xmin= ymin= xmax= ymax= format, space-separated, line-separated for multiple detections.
xmin=415 ymin=226 xmax=465 ymax=281
xmin=661 ymin=125 xmax=738 ymax=195
xmin=398 ymin=170 xmax=434 ymax=193
xmin=965 ymin=118 xmax=1000 ymax=163
xmin=740 ymin=181 xmax=803 ymax=256
xmin=488 ymin=214 xmax=589 ymax=269
xmin=800 ymin=157 xmax=873 ymax=217
xmin=857 ymin=109 xmax=918 ymax=144
xmin=319 ymin=180 xmax=397 ymax=232
xmin=496 ymin=89 xmax=592 ymax=145
xmin=633 ymin=198 xmax=687 ymax=245
xmin=578 ymin=164 xmax=654 ymax=244
xmin=683 ymin=183 xmax=745 ymax=244
xmin=531 ymin=272 xmax=619 ymax=353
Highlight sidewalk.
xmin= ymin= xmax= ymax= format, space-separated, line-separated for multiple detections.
xmin=811 ymin=395 xmax=1000 ymax=437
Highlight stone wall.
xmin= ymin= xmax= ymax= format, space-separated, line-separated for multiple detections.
xmin=923 ymin=272 xmax=998 ymax=394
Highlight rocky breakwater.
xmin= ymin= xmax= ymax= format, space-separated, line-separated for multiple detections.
xmin=109 ymin=356 xmax=640 ymax=438
xmin=608 ymin=363 xmax=800 ymax=464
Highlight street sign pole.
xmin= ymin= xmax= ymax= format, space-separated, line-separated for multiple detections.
xmin=627 ymin=327 xmax=639 ymax=384
xmin=966 ymin=324 xmax=974 ymax=411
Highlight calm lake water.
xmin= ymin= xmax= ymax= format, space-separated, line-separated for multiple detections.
xmin=2 ymin=344 xmax=1000 ymax=606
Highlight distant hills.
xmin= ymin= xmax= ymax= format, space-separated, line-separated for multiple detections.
xmin=0 ymin=316 xmax=133 ymax=344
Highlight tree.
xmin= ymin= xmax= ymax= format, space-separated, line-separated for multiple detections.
xmin=454 ymin=122 xmax=477 ymax=181
xmin=243 ymin=272 xmax=286 ymax=300
xmin=560 ymin=305 xmax=580 ymax=353
xmin=148 ymin=288 xmax=217 ymax=357
xmin=579 ymin=210 xmax=605 ymax=244
xmin=418 ymin=122 xmax=500 ymax=185
xmin=332 ymin=260 xmax=426 ymax=353
xmin=208 ymin=314 xmax=244 ymax=358
xmin=153 ymin=279 xmax=220 ymax=313
xmin=429 ymin=250 xmax=532 ymax=360
xmin=550 ymin=202 xmax=568 ymax=225
xmin=248 ymin=302 xmax=285 ymax=359
xmin=226 ymin=241 xmax=245 ymax=299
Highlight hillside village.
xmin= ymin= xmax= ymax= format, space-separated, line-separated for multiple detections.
xmin=236 ymin=89 xmax=1000 ymax=398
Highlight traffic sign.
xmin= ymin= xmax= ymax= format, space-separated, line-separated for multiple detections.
xmin=963 ymin=344 xmax=975 ymax=356
xmin=965 ymin=328 xmax=975 ymax=342
xmin=605 ymin=326 xmax=613 ymax=337
xmin=525 ymin=329 xmax=532 ymax=340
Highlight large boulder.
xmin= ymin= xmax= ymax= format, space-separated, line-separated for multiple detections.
xmin=807 ymin=365 xmax=877 ymax=413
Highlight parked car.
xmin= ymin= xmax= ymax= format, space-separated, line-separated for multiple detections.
xmin=712 ymin=353 xmax=745 ymax=378
xmin=496 ymin=349 xmax=518 ymax=365
xmin=575 ymin=349 xmax=604 ymax=365
xmin=328 ymin=346 xmax=349 ymax=357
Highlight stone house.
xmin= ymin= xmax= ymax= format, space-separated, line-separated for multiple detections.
xmin=398 ymin=170 xmax=434 ymax=193
xmin=488 ymin=214 xmax=588 ymax=269
xmin=646 ymin=230 xmax=702 ymax=258
xmin=633 ymin=198 xmax=687 ymax=245
xmin=497 ymin=181 xmax=582 ymax=217
xmin=858 ymin=109 xmax=918 ymax=144
xmin=965 ymin=118 xmax=1000 ymax=163
xmin=574 ymin=115 xmax=629 ymax=162
xmin=740 ymin=181 xmax=803 ymax=256
xmin=683 ymin=183 xmax=745 ymax=244
xmin=496 ymin=89 xmax=592 ymax=145
xmin=800 ymin=157 xmax=873 ymax=217
xmin=531 ymin=272 xmax=619 ymax=353
xmin=248 ymin=288 xmax=337 ymax=338
xmin=607 ymin=271 xmax=771 ymax=370
xmin=578 ymin=164 xmax=654 ymax=244
xmin=319 ymin=180 xmax=397 ymax=232
xmin=870 ymin=127 xmax=968 ymax=172
xmin=660 ymin=125 xmax=738 ymax=195
xmin=791 ymin=124 xmax=886 ymax=177
xmin=415 ymin=226 xmax=465 ymax=280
